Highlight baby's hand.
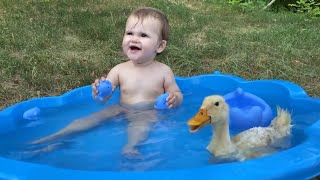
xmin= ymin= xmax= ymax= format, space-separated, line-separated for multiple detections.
xmin=92 ymin=77 xmax=111 ymax=103
xmin=166 ymin=92 xmax=179 ymax=109
xmin=91 ymin=78 xmax=101 ymax=98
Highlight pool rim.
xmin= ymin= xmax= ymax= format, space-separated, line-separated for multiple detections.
xmin=1 ymin=72 xmax=320 ymax=180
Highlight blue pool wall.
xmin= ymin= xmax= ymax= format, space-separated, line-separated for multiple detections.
xmin=0 ymin=72 xmax=320 ymax=179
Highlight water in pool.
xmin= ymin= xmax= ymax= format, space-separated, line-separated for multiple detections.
xmin=0 ymin=91 xmax=319 ymax=171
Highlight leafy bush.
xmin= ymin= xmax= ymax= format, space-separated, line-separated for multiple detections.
xmin=228 ymin=0 xmax=296 ymax=10
xmin=227 ymin=0 xmax=320 ymax=17
xmin=289 ymin=0 xmax=320 ymax=17
xmin=272 ymin=0 xmax=297 ymax=8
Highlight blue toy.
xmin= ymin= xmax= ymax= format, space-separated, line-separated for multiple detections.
xmin=23 ymin=107 xmax=41 ymax=120
xmin=154 ymin=93 xmax=169 ymax=110
xmin=224 ymin=88 xmax=273 ymax=131
xmin=95 ymin=80 xmax=112 ymax=101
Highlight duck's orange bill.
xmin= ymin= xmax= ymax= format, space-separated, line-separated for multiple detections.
xmin=187 ymin=109 xmax=211 ymax=133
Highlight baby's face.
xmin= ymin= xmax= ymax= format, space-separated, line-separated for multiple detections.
xmin=122 ymin=16 xmax=166 ymax=65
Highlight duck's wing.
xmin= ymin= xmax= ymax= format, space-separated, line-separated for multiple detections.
xmin=241 ymin=146 xmax=278 ymax=160
xmin=233 ymin=127 xmax=275 ymax=149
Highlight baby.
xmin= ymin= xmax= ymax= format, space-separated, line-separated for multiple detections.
xmin=32 ymin=7 xmax=183 ymax=156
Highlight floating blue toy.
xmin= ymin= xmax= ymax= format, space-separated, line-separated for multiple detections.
xmin=23 ymin=107 xmax=41 ymax=120
xmin=95 ymin=80 xmax=112 ymax=101
xmin=224 ymin=88 xmax=273 ymax=131
xmin=154 ymin=93 xmax=169 ymax=110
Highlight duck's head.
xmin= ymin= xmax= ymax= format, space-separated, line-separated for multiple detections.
xmin=187 ymin=95 xmax=229 ymax=133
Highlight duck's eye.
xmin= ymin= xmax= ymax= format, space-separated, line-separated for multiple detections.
xmin=214 ymin=102 xmax=219 ymax=106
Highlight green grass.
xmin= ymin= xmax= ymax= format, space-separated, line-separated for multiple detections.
xmin=1 ymin=0 xmax=320 ymax=110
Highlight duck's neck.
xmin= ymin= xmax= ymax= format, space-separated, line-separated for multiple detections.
xmin=207 ymin=119 xmax=236 ymax=156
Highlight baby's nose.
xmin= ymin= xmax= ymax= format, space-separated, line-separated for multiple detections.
xmin=131 ymin=35 xmax=139 ymax=42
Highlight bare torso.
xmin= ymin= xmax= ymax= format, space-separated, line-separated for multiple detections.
xmin=107 ymin=60 xmax=178 ymax=105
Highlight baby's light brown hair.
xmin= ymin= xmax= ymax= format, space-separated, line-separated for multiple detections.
xmin=130 ymin=7 xmax=169 ymax=42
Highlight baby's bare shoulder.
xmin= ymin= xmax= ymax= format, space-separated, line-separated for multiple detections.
xmin=112 ymin=61 xmax=131 ymax=70
xmin=155 ymin=61 xmax=173 ymax=72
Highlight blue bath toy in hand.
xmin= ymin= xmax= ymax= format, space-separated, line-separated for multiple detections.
xmin=154 ymin=93 xmax=169 ymax=110
xmin=95 ymin=80 xmax=112 ymax=101
xmin=224 ymin=88 xmax=273 ymax=131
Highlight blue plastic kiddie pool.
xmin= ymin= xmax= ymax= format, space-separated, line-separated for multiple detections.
xmin=0 ymin=72 xmax=320 ymax=179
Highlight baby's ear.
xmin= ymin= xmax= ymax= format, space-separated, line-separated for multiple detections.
xmin=156 ymin=40 xmax=167 ymax=53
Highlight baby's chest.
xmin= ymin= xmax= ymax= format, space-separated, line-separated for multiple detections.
xmin=120 ymin=74 xmax=164 ymax=93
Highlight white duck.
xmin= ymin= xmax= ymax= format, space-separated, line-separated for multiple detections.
xmin=187 ymin=95 xmax=292 ymax=160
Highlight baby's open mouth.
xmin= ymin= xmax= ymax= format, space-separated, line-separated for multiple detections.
xmin=129 ymin=45 xmax=141 ymax=51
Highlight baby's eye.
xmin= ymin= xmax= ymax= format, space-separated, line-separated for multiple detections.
xmin=126 ymin=32 xmax=133 ymax=35
xmin=141 ymin=33 xmax=148 ymax=37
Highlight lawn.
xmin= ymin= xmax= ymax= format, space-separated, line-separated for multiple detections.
xmin=1 ymin=0 xmax=319 ymax=110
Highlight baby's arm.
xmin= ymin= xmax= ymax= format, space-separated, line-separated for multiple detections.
xmin=163 ymin=67 xmax=183 ymax=108
xmin=92 ymin=65 xmax=120 ymax=103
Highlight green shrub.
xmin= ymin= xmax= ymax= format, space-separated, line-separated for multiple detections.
xmin=289 ymin=0 xmax=320 ymax=17
xmin=272 ymin=0 xmax=297 ymax=8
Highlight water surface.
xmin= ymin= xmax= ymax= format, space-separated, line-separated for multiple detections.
xmin=0 ymin=90 xmax=319 ymax=171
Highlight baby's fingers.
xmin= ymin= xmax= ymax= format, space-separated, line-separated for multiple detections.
xmin=92 ymin=78 xmax=101 ymax=96
xmin=100 ymin=76 xmax=106 ymax=81
xmin=92 ymin=83 xmax=98 ymax=98
xmin=167 ymin=95 xmax=177 ymax=108
xmin=94 ymin=78 xmax=100 ymax=86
